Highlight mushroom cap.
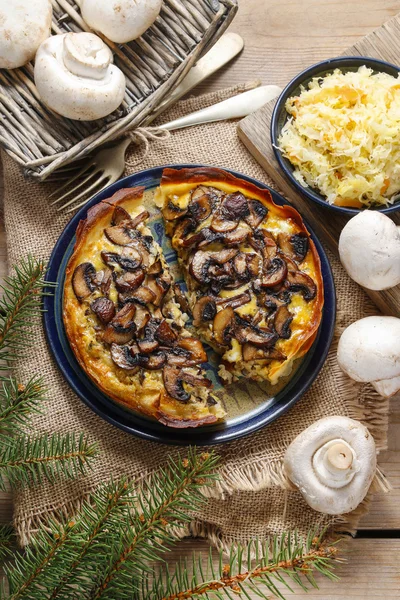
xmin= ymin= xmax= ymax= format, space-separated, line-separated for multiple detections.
xmin=78 ymin=0 xmax=162 ymax=44
xmin=337 ymin=316 xmax=400 ymax=384
xmin=0 ymin=0 xmax=52 ymax=69
xmin=284 ymin=416 xmax=376 ymax=515
xmin=338 ymin=211 xmax=400 ymax=291
xmin=34 ymin=33 xmax=126 ymax=121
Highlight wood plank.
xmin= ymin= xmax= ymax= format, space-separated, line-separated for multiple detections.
xmin=166 ymin=538 xmax=400 ymax=599
xmin=237 ymin=13 xmax=400 ymax=317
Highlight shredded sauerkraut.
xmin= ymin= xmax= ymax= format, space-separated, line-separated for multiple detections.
xmin=278 ymin=66 xmax=400 ymax=208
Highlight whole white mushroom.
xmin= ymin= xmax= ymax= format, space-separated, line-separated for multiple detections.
xmin=76 ymin=0 xmax=162 ymax=44
xmin=34 ymin=33 xmax=126 ymax=121
xmin=0 ymin=0 xmax=52 ymax=69
xmin=338 ymin=210 xmax=400 ymax=291
xmin=284 ymin=416 xmax=376 ymax=515
xmin=337 ymin=316 xmax=400 ymax=398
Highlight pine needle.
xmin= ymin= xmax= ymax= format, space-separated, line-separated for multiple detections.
xmin=0 ymin=525 xmax=15 ymax=563
xmin=0 ymin=255 xmax=55 ymax=370
xmin=0 ymin=376 xmax=45 ymax=433
xmin=0 ymin=432 xmax=98 ymax=490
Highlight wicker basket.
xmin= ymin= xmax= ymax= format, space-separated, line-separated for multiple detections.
xmin=0 ymin=0 xmax=237 ymax=180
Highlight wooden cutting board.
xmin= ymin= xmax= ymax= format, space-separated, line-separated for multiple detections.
xmin=237 ymin=13 xmax=400 ymax=317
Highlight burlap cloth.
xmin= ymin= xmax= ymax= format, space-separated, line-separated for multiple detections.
xmin=3 ymin=85 xmax=390 ymax=549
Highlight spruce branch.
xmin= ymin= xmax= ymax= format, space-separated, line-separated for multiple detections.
xmin=143 ymin=531 xmax=342 ymax=600
xmin=0 ymin=255 xmax=55 ymax=370
xmin=0 ymin=433 xmax=98 ymax=490
xmin=0 ymin=376 xmax=45 ymax=433
xmin=0 ymin=525 xmax=15 ymax=563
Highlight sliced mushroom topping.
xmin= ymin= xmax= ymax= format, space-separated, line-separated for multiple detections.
xmin=211 ymin=211 xmax=238 ymax=233
xmin=217 ymin=291 xmax=251 ymax=310
xmin=172 ymin=218 xmax=196 ymax=247
xmin=138 ymin=320 xmax=159 ymax=354
xmin=130 ymin=210 xmax=150 ymax=229
xmin=147 ymin=259 xmax=163 ymax=276
xmin=222 ymin=227 xmax=250 ymax=246
xmin=111 ymin=205 xmax=131 ymax=226
xmin=182 ymin=227 xmax=217 ymax=249
xmin=287 ymin=270 xmax=317 ymax=301
xmin=133 ymin=305 xmax=151 ymax=333
xmin=223 ymin=192 xmax=250 ymax=220
xmin=233 ymin=253 xmax=248 ymax=280
xmin=173 ymin=283 xmax=192 ymax=316
xmin=180 ymin=370 xmax=212 ymax=388
xmin=278 ymin=232 xmax=309 ymax=263
xmin=114 ymin=269 xmax=145 ymax=292
xmin=246 ymin=253 xmax=262 ymax=277
xmin=210 ymin=249 xmax=239 ymax=264
xmin=90 ymin=297 xmax=116 ymax=324
xmin=244 ymin=199 xmax=268 ymax=229
xmin=72 ymin=262 xmax=97 ymax=301
xmin=104 ymin=224 xmax=135 ymax=246
xmin=213 ymin=306 xmax=235 ymax=346
xmin=146 ymin=277 xmax=167 ymax=307
xmin=110 ymin=343 xmax=139 ymax=370
xmin=190 ymin=251 xmax=212 ymax=284
xmin=163 ymin=366 xmax=190 ymax=403
xmin=123 ymin=286 xmax=157 ymax=306
xmin=263 ymin=293 xmax=289 ymax=312
xmin=188 ymin=187 xmax=216 ymax=222
xmin=94 ymin=267 xmax=113 ymax=295
xmin=163 ymin=199 xmax=188 ymax=221
xmin=235 ymin=318 xmax=278 ymax=348
xmin=193 ymin=296 xmax=217 ymax=326
xmin=101 ymin=249 xmax=142 ymax=272
xmin=155 ymin=320 xmax=177 ymax=346
xmin=175 ymin=337 xmax=207 ymax=364
xmin=242 ymin=343 xmax=286 ymax=362
xmin=260 ymin=257 xmax=288 ymax=288
xmin=274 ymin=305 xmax=293 ymax=339
xmin=138 ymin=351 xmax=167 ymax=371
xmin=102 ymin=303 xmax=136 ymax=345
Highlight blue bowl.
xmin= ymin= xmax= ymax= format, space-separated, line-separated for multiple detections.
xmin=43 ymin=165 xmax=336 ymax=446
xmin=271 ymin=56 xmax=400 ymax=216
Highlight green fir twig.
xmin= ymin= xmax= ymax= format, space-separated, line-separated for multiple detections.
xmin=0 ymin=525 xmax=15 ymax=563
xmin=0 ymin=376 xmax=45 ymax=434
xmin=143 ymin=530 xmax=342 ymax=600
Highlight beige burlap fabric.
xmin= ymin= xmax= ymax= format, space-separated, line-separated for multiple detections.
xmin=3 ymin=85 xmax=390 ymax=549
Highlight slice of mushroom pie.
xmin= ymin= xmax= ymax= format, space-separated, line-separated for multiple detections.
xmin=64 ymin=187 xmax=225 ymax=428
xmin=156 ymin=167 xmax=324 ymax=385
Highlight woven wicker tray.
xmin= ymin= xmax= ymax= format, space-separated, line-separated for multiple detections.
xmin=0 ymin=0 xmax=237 ymax=180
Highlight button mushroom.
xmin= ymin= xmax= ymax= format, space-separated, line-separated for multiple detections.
xmin=338 ymin=211 xmax=400 ymax=291
xmin=284 ymin=416 xmax=377 ymax=515
xmin=72 ymin=262 xmax=97 ymax=301
xmin=0 ymin=0 xmax=52 ymax=69
xmin=34 ymin=32 xmax=126 ymax=121
xmin=337 ymin=316 xmax=400 ymax=398
xmin=77 ymin=0 xmax=162 ymax=44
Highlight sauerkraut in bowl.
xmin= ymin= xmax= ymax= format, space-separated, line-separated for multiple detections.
xmin=275 ymin=60 xmax=400 ymax=211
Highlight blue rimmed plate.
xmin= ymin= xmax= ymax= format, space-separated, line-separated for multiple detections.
xmin=43 ymin=165 xmax=336 ymax=446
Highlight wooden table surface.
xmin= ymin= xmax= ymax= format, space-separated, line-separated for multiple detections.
xmin=1 ymin=1 xmax=400 ymax=597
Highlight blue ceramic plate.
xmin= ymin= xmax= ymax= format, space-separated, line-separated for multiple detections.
xmin=271 ymin=56 xmax=400 ymax=216
xmin=43 ymin=165 xmax=336 ymax=446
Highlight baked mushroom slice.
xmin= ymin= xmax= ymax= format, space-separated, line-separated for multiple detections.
xmin=137 ymin=351 xmax=167 ymax=370
xmin=193 ymin=296 xmax=217 ymax=326
xmin=182 ymin=227 xmax=218 ymax=250
xmin=190 ymin=251 xmax=212 ymax=284
xmin=188 ymin=186 xmax=216 ymax=222
xmin=242 ymin=343 xmax=286 ymax=362
xmin=90 ymin=297 xmax=116 ymax=324
xmin=162 ymin=198 xmax=188 ymax=221
xmin=102 ymin=303 xmax=136 ymax=344
xmin=222 ymin=227 xmax=250 ymax=246
xmin=166 ymin=337 xmax=208 ymax=366
xmin=104 ymin=223 xmax=135 ymax=246
xmin=94 ymin=267 xmax=113 ymax=295
xmin=260 ymin=257 xmax=288 ymax=288
xmin=110 ymin=343 xmax=139 ymax=370
xmin=263 ymin=293 xmax=289 ymax=312
xmin=163 ymin=366 xmax=212 ymax=403
xmin=147 ymin=259 xmax=163 ymax=276
xmin=213 ymin=307 xmax=235 ymax=346
xmin=223 ymin=192 xmax=250 ymax=220
xmin=155 ymin=320 xmax=178 ymax=346
xmin=133 ymin=305 xmax=151 ymax=333
xmin=72 ymin=262 xmax=97 ymax=301
xmin=114 ymin=269 xmax=145 ymax=292
xmin=146 ymin=277 xmax=167 ymax=307
xmin=273 ymin=305 xmax=293 ymax=339
xmin=287 ymin=270 xmax=317 ymax=301
xmin=138 ymin=320 xmax=159 ymax=354
xmin=122 ymin=286 xmax=157 ymax=306
xmin=130 ymin=210 xmax=150 ymax=229
xmin=244 ymin=199 xmax=268 ymax=229
xmin=233 ymin=253 xmax=249 ymax=280
xmin=101 ymin=249 xmax=142 ymax=272
xmin=211 ymin=211 xmax=238 ymax=233
xmin=217 ymin=291 xmax=251 ymax=310
xmin=173 ymin=283 xmax=192 ymax=316
xmin=111 ymin=205 xmax=131 ymax=225
xmin=278 ymin=232 xmax=309 ymax=263
xmin=246 ymin=253 xmax=262 ymax=278
xmin=235 ymin=319 xmax=278 ymax=348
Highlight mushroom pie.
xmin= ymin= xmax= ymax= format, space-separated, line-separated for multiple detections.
xmin=155 ymin=167 xmax=324 ymax=385
xmin=63 ymin=188 xmax=225 ymax=428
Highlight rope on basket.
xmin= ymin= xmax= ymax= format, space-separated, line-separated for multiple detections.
xmin=124 ymin=127 xmax=171 ymax=168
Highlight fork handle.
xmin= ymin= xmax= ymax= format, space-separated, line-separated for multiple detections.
xmin=158 ymin=85 xmax=281 ymax=131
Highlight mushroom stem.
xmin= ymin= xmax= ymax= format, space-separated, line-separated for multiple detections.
xmin=312 ymin=438 xmax=359 ymax=489
xmin=326 ymin=442 xmax=353 ymax=470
